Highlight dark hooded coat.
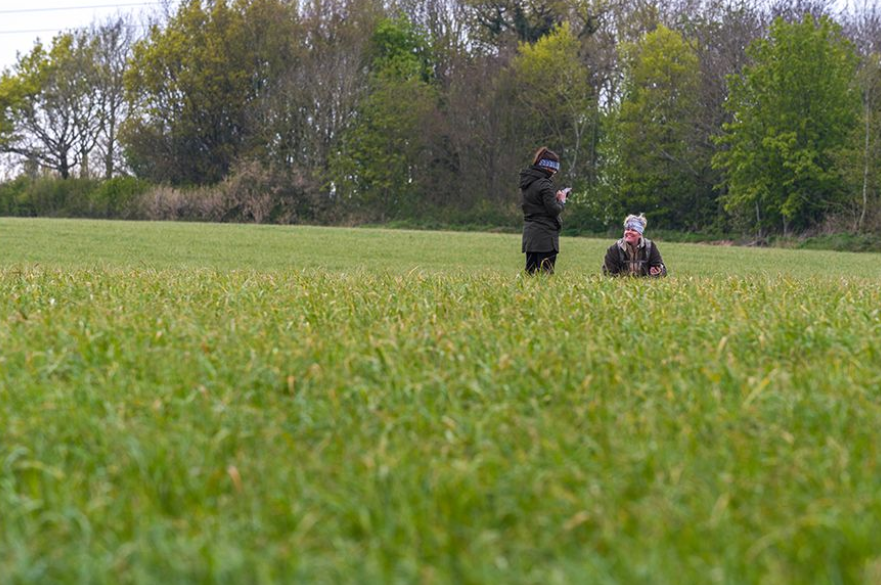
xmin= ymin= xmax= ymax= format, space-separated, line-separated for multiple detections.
xmin=520 ymin=165 xmax=563 ymax=253
xmin=603 ymin=237 xmax=667 ymax=277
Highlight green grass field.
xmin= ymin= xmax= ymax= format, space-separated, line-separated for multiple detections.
xmin=1 ymin=218 xmax=880 ymax=584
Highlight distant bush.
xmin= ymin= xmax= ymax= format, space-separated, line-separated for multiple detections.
xmin=1 ymin=173 xmax=880 ymax=256
xmin=0 ymin=176 xmax=152 ymax=218
xmin=131 ymin=161 xmax=322 ymax=224
xmin=363 ymin=200 xmax=520 ymax=233
xmin=218 ymin=160 xmax=318 ymax=224
xmin=89 ymin=177 xmax=151 ymax=218
xmin=0 ymin=177 xmax=96 ymax=217
xmin=793 ymin=233 xmax=881 ymax=253
xmin=0 ymin=176 xmax=32 ymax=216
xmin=563 ymin=188 xmax=614 ymax=234
xmin=134 ymin=184 xmax=223 ymax=222
xmin=35 ymin=177 xmax=92 ymax=216
xmin=438 ymin=200 xmax=519 ymax=230
xmin=0 ymin=164 xmax=320 ymax=224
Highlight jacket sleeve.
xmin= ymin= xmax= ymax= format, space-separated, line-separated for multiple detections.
xmin=540 ymin=181 xmax=564 ymax=217
xmin=603 ymin=245 xmax=622 ymax=276
xmin=648 ymin=243 xmax=667 ymax=277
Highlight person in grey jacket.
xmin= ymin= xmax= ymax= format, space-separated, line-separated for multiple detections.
xmin=603 ymin=214 xmax=667 ymax=277
xmin=520 ymin=147 xmax=568 ymax=274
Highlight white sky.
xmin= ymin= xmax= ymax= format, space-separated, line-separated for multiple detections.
xmin=0 ymin=1 xmax=182 ymax=73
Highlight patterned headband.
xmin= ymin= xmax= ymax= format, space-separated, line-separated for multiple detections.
xmin=538 ymin=159 xmax=560 ymax=171
xmin=624 ymin=220 xmax=645 ymax=234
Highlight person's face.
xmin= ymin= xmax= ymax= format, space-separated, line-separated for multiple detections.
xmin=623 ymin=228 xmax=641 ymax=244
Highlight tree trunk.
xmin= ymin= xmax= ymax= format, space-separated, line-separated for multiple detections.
xmin=859 ymin=90 xmax=871 ymax=232
xmin=105 ymin=114 xmax=116 ymax=179
xmin=755 ymin=199 xmax=762 ymax=240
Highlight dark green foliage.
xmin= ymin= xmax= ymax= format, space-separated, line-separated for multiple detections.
xmin=88 ymin=176 xmax=151 ymax=218
xmin=0 ymin=176 xmax=32 ymax=216
xmin=560 ymin=187 xmax=610 ymax=233
xmin=604 ymin=25 xmax=717 ymax=230
xmin=0 ymin=176 xmax=150 ymax=218
xmin=123 ymin=0 xmax=296 ymax=185
xmin=791 ymin=232 xmax=881 ymax=253
xmin=328 ymin=15 xmax=449 ymax=221
xmin=371 ymin=15 xmax=435 ymax=82
xmin=714 ymin=16 xmax=861 ymax=234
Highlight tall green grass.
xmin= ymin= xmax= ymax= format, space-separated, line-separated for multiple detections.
xmin=1 ymin=219 xmax=880 ymax=583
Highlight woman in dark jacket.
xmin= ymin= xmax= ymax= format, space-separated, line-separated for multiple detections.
xmin=521 ymin=147 xmax=568 ymax=274
xmin=603 ymin=214 xmax=667 ymax=277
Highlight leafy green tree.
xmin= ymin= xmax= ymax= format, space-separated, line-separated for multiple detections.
xmin=840 ymin=2 xmax=881 ymax=231
xmin=510 ymin=22 xmax=594 ymax=186
xmin=0 ymin=72 xmax=25 ymax=154
xmin=91 ymin=17 xmax=136 ymax=179
xmin=604 ymin=24 xmax=711 ymax=229
xmin=713 ymin=15 xmax=861 ymax=234
xmin=329 ymin=16 xmax=442 ymax=220
xmin=834 ymin=51 xmax=881 ymax=231
xmin=124 ymin=0 xmax=294 ymax=185
xmin=856 ymin=53 xmax=881 ymax=229
xmin=0 ymin=32 xmax=102 ymax=179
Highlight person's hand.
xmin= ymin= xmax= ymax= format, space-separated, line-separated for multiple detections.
xmin=556 ymin=189 xmax=568 ymax=202
xmin=649 ymin=266 xmax=661 ymax=276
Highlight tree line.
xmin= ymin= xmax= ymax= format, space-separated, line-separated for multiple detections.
xmin=1 ymin=0 xmax=879 ymax=236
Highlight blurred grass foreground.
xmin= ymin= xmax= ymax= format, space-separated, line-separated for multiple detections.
xmin=1 ymin=218 xmax=880 ymax=583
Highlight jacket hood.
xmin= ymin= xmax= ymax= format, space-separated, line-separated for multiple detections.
xmin=519 ymin=166 xmax=552 ymax=190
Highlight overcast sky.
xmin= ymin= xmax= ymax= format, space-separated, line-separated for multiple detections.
xmin=0 ymin=1 xmax=182 ymax=73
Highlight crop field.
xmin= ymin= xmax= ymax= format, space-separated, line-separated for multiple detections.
xmin=1 ymin=218 xmax=880 ymax=584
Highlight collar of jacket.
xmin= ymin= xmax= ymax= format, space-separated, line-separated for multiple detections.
xmin=617 ymin=237 xmax=645 ymax=250
xmin=530 ymin=165 xmax=554 ymax=177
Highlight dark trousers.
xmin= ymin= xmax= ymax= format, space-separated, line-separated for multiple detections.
xmin=525 ymin=251 xmax=557 ymax=274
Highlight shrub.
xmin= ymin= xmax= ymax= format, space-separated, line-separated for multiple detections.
xmin=135 ymin=185 xmax=228 ymax=222
xmin=12 ymin=177 xmax=98 ymax=217
xmin=0 ymin=176 xmax=32 ymax=216
xmin=90 ymin=177 xmax=152 ymax=219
